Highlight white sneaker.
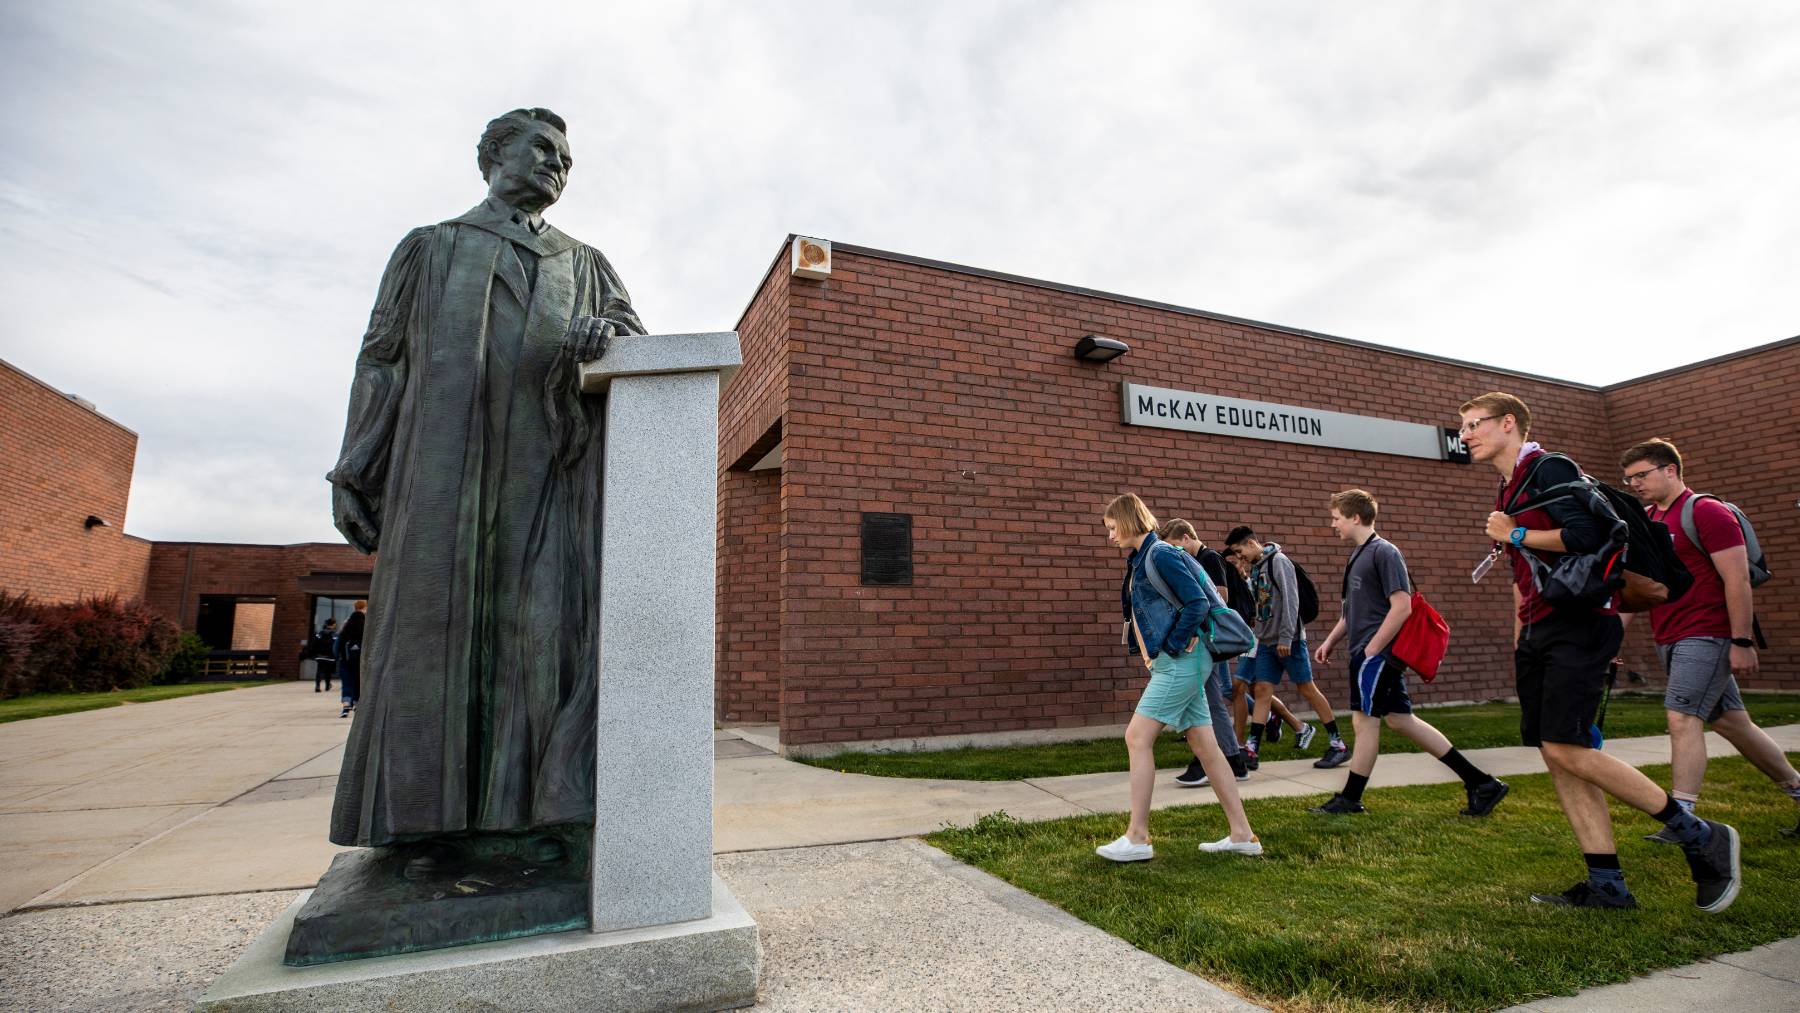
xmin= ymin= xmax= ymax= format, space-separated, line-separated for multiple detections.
xmin=1199 ymin=835 xmax=1263 ymax=856
xmin=1096 ymin=835 xmax=1154 ymax=862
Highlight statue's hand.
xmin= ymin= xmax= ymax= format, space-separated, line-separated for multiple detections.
xmin=333 ymin=485 xmax=380 ymax=554
xmin=566 ymin=315 xmax=615 ymax=363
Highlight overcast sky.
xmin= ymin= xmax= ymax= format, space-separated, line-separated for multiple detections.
xmin=2 ymin=2 xmax=1796 ymax=544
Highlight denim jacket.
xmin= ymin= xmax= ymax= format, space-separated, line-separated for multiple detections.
xmin=1118 ymin=533 xmax=1209 ymax=659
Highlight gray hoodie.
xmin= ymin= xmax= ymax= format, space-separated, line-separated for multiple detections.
xmin=1250 ymin=542 xmax=1302 ymax=646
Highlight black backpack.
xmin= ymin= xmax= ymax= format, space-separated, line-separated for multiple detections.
xmin=1506 ymin=453 xmax=1694 ymax=611
xmin=1270 ymin=548 xmax=1320 ymax=624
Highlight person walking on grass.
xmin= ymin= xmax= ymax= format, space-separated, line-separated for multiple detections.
xmin=1097 ymin=494 xmax=1261 ymax=862
xmin=1224 ymin=526 xmax=1347 ymax=770
xmin=1308 ymin=489 xmax=1510 ymax=817
xmin=1618 ymin=438 xmax=1800 ymax=840
xmin=1461 ymin=391 xmax=1739 ymax=912
xmin=1222 ymin=548 xmax=1305 ymax=762
xmin=1157 ymin=519 xmax=1251 ymax=788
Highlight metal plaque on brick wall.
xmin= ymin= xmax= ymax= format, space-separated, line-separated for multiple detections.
xmin=1120 ymin=381 xmax=1453 ymax=461
xmin=860 ymin=512 xmax=913 ymax=585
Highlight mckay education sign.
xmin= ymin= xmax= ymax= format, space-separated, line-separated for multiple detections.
xmin=1121 ymin=381 xmax=1460 ymax=462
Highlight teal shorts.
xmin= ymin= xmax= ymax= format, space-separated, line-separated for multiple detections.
xmin=1135 ymin=648 xmax=1213 ymax=730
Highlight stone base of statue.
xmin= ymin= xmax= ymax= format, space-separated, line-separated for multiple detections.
xmin=282 ymin=829 xmax=591 ymax=966
xmin=194 ymin=875 xmax=758 ymax=1013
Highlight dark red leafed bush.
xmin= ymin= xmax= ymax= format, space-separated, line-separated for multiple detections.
xmin=0 ymin=614 xmax=37 ymax=700
xmin=0 ymin=593 xmax=183 ymax=699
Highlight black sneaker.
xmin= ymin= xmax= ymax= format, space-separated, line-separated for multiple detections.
xmin=1242 ymin=746 xmax=1259 ymax=771
xmin=1308 ymin=794 xmax=1366 ymax=815
xmin=1461 ymin=779 xmax=1510 ymax=817
xmin=1266 ymin=721 xmax=1283 ymax=744
xmin=1530 ymin=882 xmax=1637 ymax=909
xmin=1642 ymin=824 xmax=1683 ymax=845
xmin=1313 ymin=744 xmax=1350 ymax=769
xmin=1684 ymin=820 xmax=1741 ymax=913
xmin=1174 ymin=760 xmax=1208 ymax=788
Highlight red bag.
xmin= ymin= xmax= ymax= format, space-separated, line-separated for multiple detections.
xmin=1389 ymin=591 xmax=1450 ymax=681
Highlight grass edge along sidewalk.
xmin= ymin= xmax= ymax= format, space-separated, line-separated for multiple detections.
xmin=926 ymin=758 xmax=1800 ymax=1013
xmin=806 ymin=693 xmax=1800 ymax=780
xmin=0 ymin=681 xmax=283 ymax=724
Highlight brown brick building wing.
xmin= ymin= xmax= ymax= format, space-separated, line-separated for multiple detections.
xmin=2 ymin=359 xmax=372 ymax=679
xmin=716 ymin=239 xmax=1800 ymax=756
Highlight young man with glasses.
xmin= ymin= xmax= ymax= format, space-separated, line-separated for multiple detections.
xmin=1462 ymin=393 xmax=1740 ymax=912
xmin=1619 ymin=438 xmax=1800 ymax=839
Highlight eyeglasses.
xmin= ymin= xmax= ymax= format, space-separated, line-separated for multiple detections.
xmin=1459 ymin=415 xmax=1502 ymax=435
xmin=1621 ymin=466 xmax=1665 ymax=485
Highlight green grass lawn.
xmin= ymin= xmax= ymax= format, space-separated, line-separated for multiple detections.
xmin=803 ymin=692 xmax=1800 ymax=780
xmin=0 ymin=681 xmax=283 ymax=724
xmin=927 ymin=757 xmax=1800 ymax=1013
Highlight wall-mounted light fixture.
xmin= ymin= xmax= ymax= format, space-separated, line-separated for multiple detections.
xmin=84 ymin=515 xmax=109 ymax=529
xmin=1073 ymin=334 xmax=1128 ymax=363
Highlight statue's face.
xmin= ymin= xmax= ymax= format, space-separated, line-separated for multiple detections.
xmin=487 ymin=122 xmax=572 ymax=211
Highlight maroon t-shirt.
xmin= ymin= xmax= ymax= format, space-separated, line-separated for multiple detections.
xmin=1496 ymin=449 xmax=1615 ymax=624
xmin=1646 ymin=490 xmax=1745 ymax=645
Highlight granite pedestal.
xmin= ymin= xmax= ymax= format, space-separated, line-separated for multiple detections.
xmin=194 ymin=876 xmax=758 ymax=1012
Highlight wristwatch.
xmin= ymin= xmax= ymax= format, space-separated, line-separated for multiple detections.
xmin=1730 ymin=637 xmax=1755 ymax=648
xmin=1509 ymin=526 xmax=1527 ymax=546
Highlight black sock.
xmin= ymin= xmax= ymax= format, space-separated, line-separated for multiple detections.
xmin=1583 ymin=852 xmax=1627 ymax=893
xmin=1323 ymin=720 xmax=1340 ymax=739
xmin=1248 ymin=722 xmax=1265 ymax=750
xmin=1652 ymin=793 xmax=1712 ymax=847
xmin=1437 ymin=747 xmax=1491 ymax=788
xmin=1342 ymin=771 xmax=1370 ymax=803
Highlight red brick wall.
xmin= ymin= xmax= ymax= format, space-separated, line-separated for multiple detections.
xmin=717 ymin=469 xmax=781 ymax=723
xmin=1603 ymin=338 xmax=1800 ymax=691
xmin=144 ymin=541 xmax=373 ymax=678
xmin=766 ymin=250 xmax=1627 ymax=748
xmin=716 ymin=250 xmax=792 ymax=723
xmin=0 ymin=361 xmax=154 ymax=604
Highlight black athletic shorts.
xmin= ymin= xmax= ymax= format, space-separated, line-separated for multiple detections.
xmin=1514 ymin=609 xmax=1623 ymax=748
xmin=1348 ymin=652 xmax=1412 ymax=718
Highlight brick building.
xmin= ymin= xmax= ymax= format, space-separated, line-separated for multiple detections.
xmin=717 ymin=238 xmax=1799 ymax=756
xmin=1 ymin=359 xmax=371 ymax=679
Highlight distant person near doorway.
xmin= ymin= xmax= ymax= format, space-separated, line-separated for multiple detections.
xmin=308 ymin=619 xmax=338 ymax=693
xmin=337 ymin=601 xmax=366 ymax=718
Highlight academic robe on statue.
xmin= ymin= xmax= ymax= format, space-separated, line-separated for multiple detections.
xmin=327 ymin=198 xmax=644 ymax=848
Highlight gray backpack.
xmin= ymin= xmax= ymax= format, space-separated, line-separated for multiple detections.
xmin=1679 ymin=494 xmax=1770 ymax=587
xmin=1138 ymin=543 xmax=1257 ymax=661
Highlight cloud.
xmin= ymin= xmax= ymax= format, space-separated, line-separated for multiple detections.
xmin=2 ymin=1 xmax=1796 ymax=543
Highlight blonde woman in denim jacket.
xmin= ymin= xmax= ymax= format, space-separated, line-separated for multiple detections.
xmin=1097 ymin=493 xmax=1262 ymax=862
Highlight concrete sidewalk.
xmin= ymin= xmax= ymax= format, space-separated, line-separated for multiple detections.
xmin=1 ymin=680 xmax=1796 ymax=1011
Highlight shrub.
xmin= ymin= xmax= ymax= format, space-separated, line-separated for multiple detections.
xmin=158 ymin=632 xmax=212 ymax=685
xmin=10 ymin=595 xmax=183 ymax=697
xmin=0 ymin=615 xmax=37 ymax=701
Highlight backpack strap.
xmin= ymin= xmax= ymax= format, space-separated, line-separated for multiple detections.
xmin=1140 ymin=543 xmax=1224 ymax=611
xmin=1138 ymin=544 xmax=1180 ymax=608
xmin=1679 ymin=493 xmax=1714 ymax=555
xmin=1342 ymin=535 xmax=1378 ymax=599
xmin=1503 ymin=452 xmax=1585 ymax=515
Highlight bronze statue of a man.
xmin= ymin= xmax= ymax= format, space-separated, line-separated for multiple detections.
xmin=326 ymin=108 xmax=641 ymax=855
